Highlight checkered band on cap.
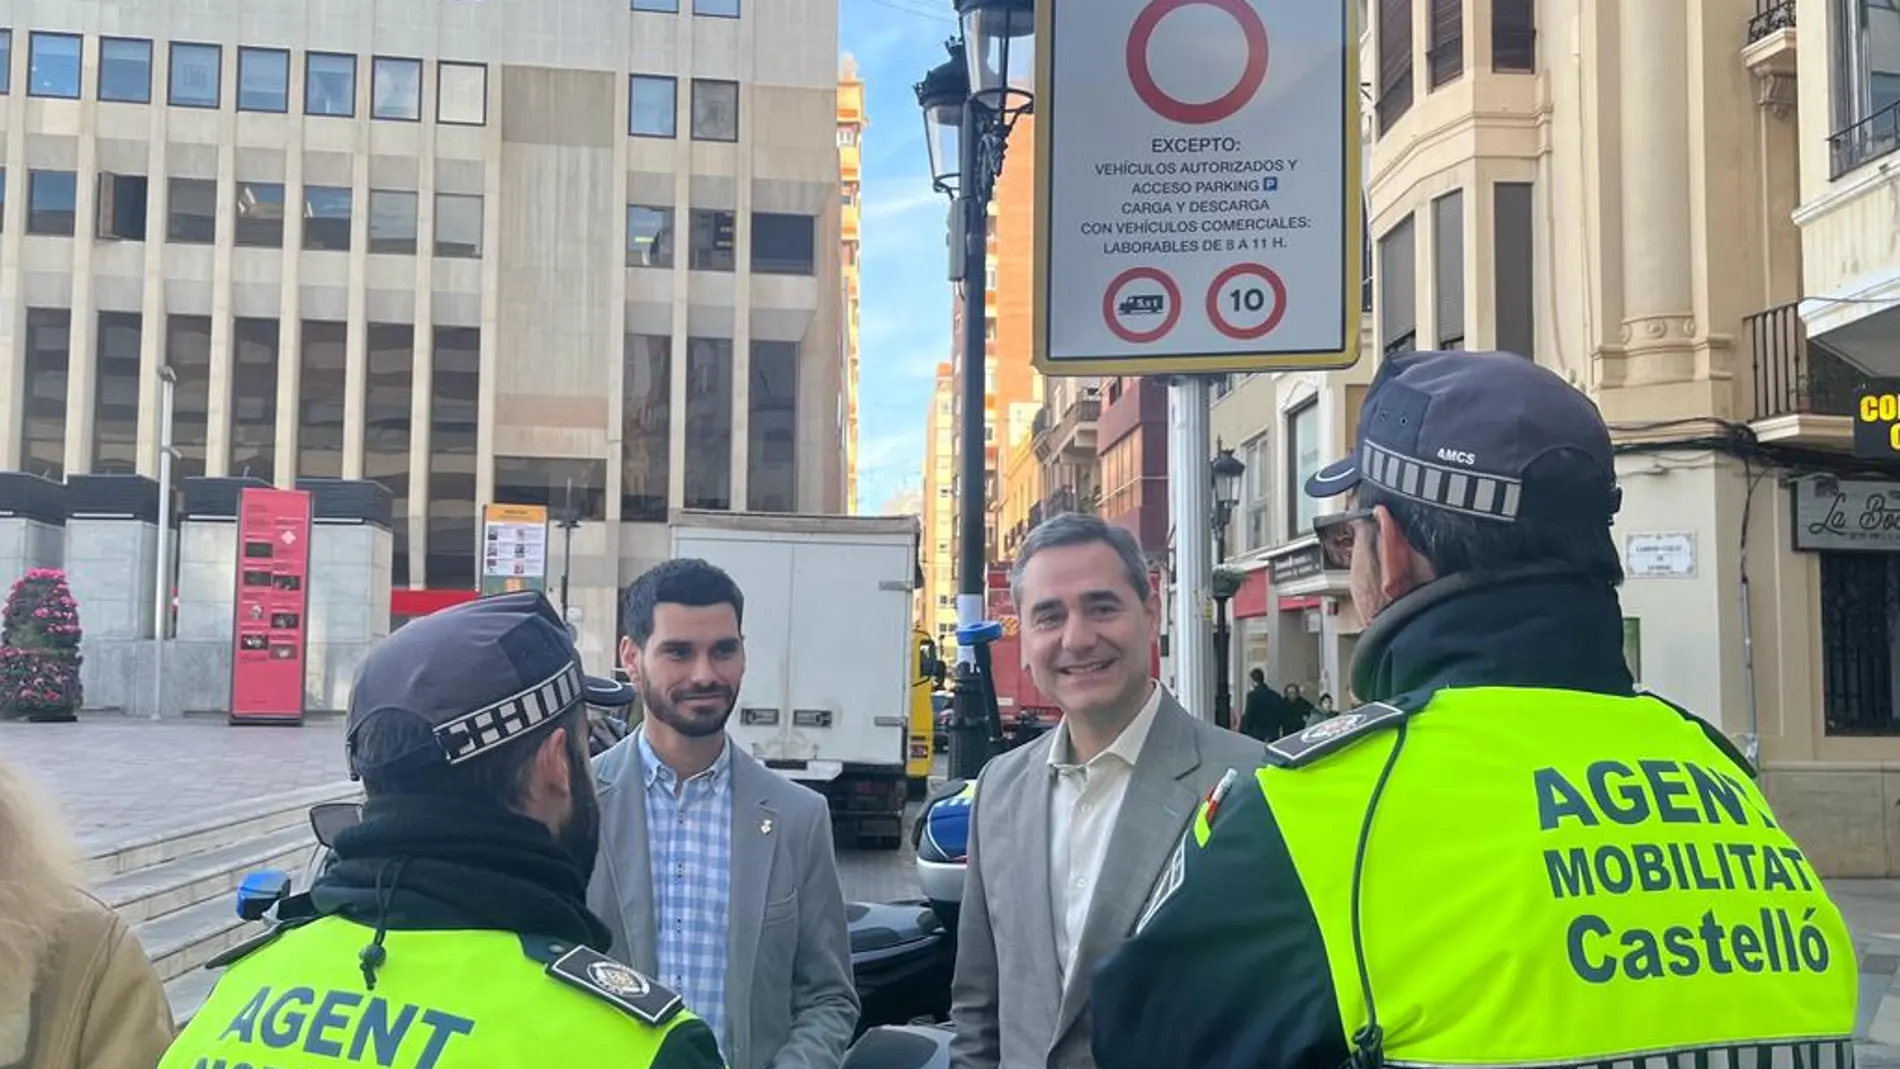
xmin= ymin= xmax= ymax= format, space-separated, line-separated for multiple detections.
xmin=1361 ymin=440 xmax=1523 ymax=522
xmin=433 ymin=661 xmax=585 ymax=765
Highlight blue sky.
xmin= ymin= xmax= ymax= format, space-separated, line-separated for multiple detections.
xmin=843 ymin=0 xmax=965 ymax=513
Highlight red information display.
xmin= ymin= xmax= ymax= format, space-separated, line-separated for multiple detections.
xmin=229 ymin=488 xmax=313 ymax=725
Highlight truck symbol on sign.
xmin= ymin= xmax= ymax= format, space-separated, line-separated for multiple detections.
xmin=1118 ymin=293 xmax=1166 ymax=317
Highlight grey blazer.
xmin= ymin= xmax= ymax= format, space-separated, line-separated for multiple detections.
xmin=589 ymin=735 xmax=861 ymax=1069
xmin=947 ymin=688 xmax=1265 ymax=1069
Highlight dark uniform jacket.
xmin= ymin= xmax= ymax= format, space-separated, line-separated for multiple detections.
xmin=1087 ymin=569 xmax=1747 ymax=1069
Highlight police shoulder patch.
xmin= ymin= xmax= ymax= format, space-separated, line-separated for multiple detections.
xmin=541 ymin=942 xmax=684 ymax=1027
xmin=1264 ymin=701 xmax=1412 ymax=769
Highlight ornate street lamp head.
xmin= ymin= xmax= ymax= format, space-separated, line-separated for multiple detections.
xmin=954 ymin=0 xmax=1034 ymax=119
xmin=1211 ymin=441 xmax=1246 ymax=512
xmin=913 ymin=41 xmax=969 ymax=196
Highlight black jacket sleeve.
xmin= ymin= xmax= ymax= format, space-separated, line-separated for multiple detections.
xmin=654 ymin=1018 xmax=728 ymax=1069
xmin=1088 ymin=778 xmax=1350 ymax=1069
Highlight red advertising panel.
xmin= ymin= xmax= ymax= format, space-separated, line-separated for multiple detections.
xmin=229 ymin=488 xmax=312 ymax=725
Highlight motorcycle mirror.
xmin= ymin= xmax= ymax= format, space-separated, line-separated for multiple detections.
xmin=309 ymin=801 xmax=364 ymax=847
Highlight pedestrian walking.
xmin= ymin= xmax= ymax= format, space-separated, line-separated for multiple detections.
xmin=159 ymin=590 xmax=724 ymax=1069
xmin=1090 ymin=349 xmax=1857 ymax=1069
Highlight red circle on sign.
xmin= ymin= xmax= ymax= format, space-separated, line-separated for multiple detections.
xmin=1126 ymin=0 xmax=1270 ymax=126
xmin=1205 ymin=263 xmax=1289 ymax=340
xmin=1103 ymin=267 xmax=1183 ymax=344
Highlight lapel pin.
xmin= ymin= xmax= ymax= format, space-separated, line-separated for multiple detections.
xmin=760 ymin=817 xmax=774 ymax=835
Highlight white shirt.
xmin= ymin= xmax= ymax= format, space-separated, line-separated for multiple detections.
xmin=1046 ymin=682 xmax=1164 ymax=985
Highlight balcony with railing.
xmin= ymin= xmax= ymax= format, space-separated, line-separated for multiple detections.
xmin=1747 ymin=301 xmax=1861 ymax=447
xmin=1032 ymin=385 xmax=1103 ymax=465
xmin=1742 ymin=0 xmax=1796 ymax=117
xmin=1831 ymin=100 xmax=1900 ymax=180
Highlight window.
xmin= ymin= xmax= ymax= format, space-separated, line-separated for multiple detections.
xmin=634 ymin=0 xmax=680 ymax=9
xmin=623 ymin=335 xmax=672 ymax=521
xmin=20 ymin=310 xmax=70 ymax=479
xmin=1431 ymin=190 xmax=1464 ymax=349
xmin=93 ymin=313 xmax=143 ymax=474
xmin=235 ymin=181 xmax=286 ymax=247
xmin=1829 ymin=0 xmax=1900 ymax=176
xmin=437 ymin=62 xmax=487 ymax=125
xmin=99 ymin=38 xmax=153 ymax=103
xmin=627 ymin=205 xmax=674 ymax=267
xmin=630 ymin=75 xmax=677 ymax=137
xmin=838 ymin=128 xmax=858 ymax=147
xmin=27 ymin=33 xmax=81 ymax=99
xmin=27 ymin=171 xmax=77 ymax=235
xmin=696 ymin=0 xmax=741 ymax=14
xmin=299 ymin=321 xmax=347 ymax=478
xmin=429 ymin=327 xmax=481 ymax=588
xmin=169 ymin=42 xmax=221 ymax=109
xmin=167 ymin=178 xmax=217 ymax=243
xmin=1286 ymin=401 xmax=1321 ymax=541
xmin=1376 ymin=0 xmax=1413 ymax=132
xmin=230 ymin=318 xmax=280 ymax=481
xmin=1491 ymin=0 xmax=1536 ymax=72
xmin=1241 ymin=436 xmax=1268 ymax=551
xmin=748 ymin=342 xmax=797 ymax=512
xmin=688 ymin=209 xmax=735 ymax=271
xmin=691 ymin=79 xmax=739 ymax=140
xmin=237 ymin=47 xmax=290 ymax=112
xmin=304 ymin=186 xmax=352 ymax=251
xmin=368 ymin=190 xmax=419 ymax=254
xmin=371 ymin=56 xmax=422 ymax=121
xmin=1377 ymin=213 xmax=1416 ymax=356
xmin=366 ymin=324 xmax=416 ymax=585
xmin=684 ymin=337 xmax=734 ymax=509
xmin=1493 ymin=182 xmax=1535 ymax=359
xmin=0 ymin=31 xmax=11 ymax=95
xmin=1428 ymin=0 xmax=1463 ymax=88
xmin=752 ymin=212 xmax=815 ymax=275
xmin=96 ymin=173 xmax=149 ymax=241
xmin=435 ymin=193 xmax=483 ymax=258
xmin=166 ymin=315 xmax=213 ymax=479
xmin=306 ymin=53 xmax=356 ymax=116
xmin=493 ymin=458 xmax=609 ymax=522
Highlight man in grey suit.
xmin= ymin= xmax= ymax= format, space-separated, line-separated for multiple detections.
xmin=590 ymin=559 xmax=860 ymax=1069
xmin=949 ymin=514 xmax=1265 ymax=1069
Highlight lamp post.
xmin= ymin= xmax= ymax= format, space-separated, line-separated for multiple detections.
xmin=914 ymin=0 xmax=1033 ymax=782
xmin=1209 ymin=442 xmax=1245 ymax=731
xmin=150 ymin=365 xmax=178 ymax=720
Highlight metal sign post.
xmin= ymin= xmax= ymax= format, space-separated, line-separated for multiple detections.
xmin=1031 ymin=0 xmax=1363 ymax=718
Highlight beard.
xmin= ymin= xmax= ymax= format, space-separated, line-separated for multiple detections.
xmin=557 ymin=744 xmax=602 ymax=884
xmin=641 ymin=678 xmax=737 ymax=739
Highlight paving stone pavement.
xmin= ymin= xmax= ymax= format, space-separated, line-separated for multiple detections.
xmin=0 ymin=715 xmax=351 ymax=853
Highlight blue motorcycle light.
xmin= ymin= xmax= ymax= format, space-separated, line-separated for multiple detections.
xmin=236 ymin=869 xmax=292 ymax=921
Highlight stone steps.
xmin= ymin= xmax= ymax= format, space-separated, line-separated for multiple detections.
xmin=84 ymin=779 xmax=360 ymax=1027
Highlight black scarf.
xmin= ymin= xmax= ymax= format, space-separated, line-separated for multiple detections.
xmin=1351 ymin=564 xmax=1636 ymax=705
xmin=309 ymin=793 xmax=612 ymax=951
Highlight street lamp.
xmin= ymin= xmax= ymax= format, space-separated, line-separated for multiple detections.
xmin=913 ymin=0 xmax=1035 ymax=782
xmin=1209 ymin=442 xmax=1246 ymax=731
xmin=150 ymin=365 xmax=178 ymax=721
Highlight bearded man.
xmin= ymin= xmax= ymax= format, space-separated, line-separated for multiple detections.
xmin=0 ymin=756 xmax=173 ymax=1069
xmin=589 ymin=558 xmax=859 ymax=1069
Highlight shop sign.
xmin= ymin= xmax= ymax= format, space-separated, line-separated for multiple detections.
xmin=1791 ymin=477 xmax=1900 ymax=553
xmin=1853 ymin=381 xmax=1900 ymax=461
xmin=1269 ymin=542 xmax=1327 ymax=585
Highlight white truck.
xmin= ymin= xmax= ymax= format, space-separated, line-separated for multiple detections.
xmin=670 ymin=509 xmax=920 ymax=849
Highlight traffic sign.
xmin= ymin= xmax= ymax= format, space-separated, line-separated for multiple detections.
xmin=1033 ymin=0 xmax=1363 ymax=376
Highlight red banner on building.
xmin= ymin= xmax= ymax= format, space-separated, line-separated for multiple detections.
xmin=229 ymin=487 xmax=312 ymax=725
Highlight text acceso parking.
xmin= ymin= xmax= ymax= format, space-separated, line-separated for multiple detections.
xmin=1532 ymin=758 xmax=1835 ymax=985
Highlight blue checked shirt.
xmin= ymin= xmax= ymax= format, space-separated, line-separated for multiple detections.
xmin=638 ymin=731 xmax=734 ymax=1055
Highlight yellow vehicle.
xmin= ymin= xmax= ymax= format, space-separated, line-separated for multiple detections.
xmin=909 ymin=630 xmax=946 ymax=798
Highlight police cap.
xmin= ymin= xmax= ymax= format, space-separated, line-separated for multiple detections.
xmin=346 ymin=590 xmax=629 ymax=778
xmin=1305 ymin=348 xmax=1622 ymax=524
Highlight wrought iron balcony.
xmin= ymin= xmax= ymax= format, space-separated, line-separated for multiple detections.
xmin=1830 ymin=100 xmax=1900 ymax=179
xmin=1747 ymin=301 xmax=1860 ymax=421
xmin=1033 ymin=393 xmax=1102 ymax=465
xmin=1746 ymin=0 xmax=1795 ymax=43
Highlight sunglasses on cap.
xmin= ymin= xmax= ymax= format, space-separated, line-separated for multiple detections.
xmin=1312 ymin=508 xmax=1375 ymax=570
